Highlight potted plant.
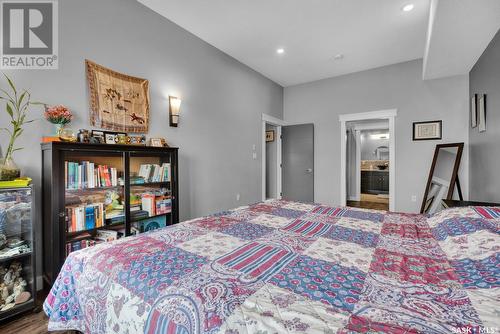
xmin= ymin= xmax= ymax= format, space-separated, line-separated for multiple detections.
xmin=0 ymin=74 xmax=39 ymax=181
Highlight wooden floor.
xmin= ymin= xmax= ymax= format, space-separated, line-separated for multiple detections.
xmin=347 ymin=193 xmax=389 ymax=211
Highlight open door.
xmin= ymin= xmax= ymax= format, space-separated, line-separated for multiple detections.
xmin=282 ymin=124 xmax=314 ymax=202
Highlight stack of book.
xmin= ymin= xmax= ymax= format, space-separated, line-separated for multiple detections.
xmin=141 ymin=194 xmax=171 ymax=217
xmin=66 ymin=203 xmax=104 ymax=233
xmin=65 ymin=161 xmax=119 ymax=189
xmin=66 ymin=238 xmax=98 ymax=256
xmin=137 ymin=163 xmax=171 ymax=183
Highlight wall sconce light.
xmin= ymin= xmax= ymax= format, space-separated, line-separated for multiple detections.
xmin=169 ymin=96 xmax=181 ymax=127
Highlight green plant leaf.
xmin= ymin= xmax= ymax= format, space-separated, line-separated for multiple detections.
xmin=6 ymin=102 xmax=13 ymax=118
xmin=17 ymin=91 xmax=27 ymax=110
xmin=3 ymin=73 xmax=17 ymax=95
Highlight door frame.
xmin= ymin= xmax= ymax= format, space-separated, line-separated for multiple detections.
xmin=339 ymin=109 xmax=397 ymax=211
xmin=262 ymin=113 xmax=286 ymax=201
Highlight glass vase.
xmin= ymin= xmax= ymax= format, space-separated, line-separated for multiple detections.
xmin=0 ymin=157 xmax=21 ymax=181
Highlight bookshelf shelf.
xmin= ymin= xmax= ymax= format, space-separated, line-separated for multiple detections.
xmin=41 ymin=142 xmax=179 ymax=286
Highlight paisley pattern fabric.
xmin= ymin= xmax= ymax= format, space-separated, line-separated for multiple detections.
xmin=44 ymin=201 xmax=499 ymax=333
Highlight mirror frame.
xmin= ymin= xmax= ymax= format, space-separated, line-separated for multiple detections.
xmin=420 ymin=142 xmax=464 ymax=214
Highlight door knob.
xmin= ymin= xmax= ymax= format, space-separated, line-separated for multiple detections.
xmin=306 ymin=168 xmax=313 ymax=173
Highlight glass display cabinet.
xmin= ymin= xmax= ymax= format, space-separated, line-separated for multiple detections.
xmin=0 ymin=186 xmax=36 ymax=322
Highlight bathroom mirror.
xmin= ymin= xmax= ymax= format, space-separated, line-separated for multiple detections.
xmin=420 ymin=143 xmax=464 ymax=214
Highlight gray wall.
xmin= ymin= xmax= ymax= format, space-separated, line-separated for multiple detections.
xmin=265 ymin=124 xmax=278 ymax=199
xmin=0 ymin=0 xmax=283 ymax=220
xmin=0 ymin=0 xmax=283 ymax=282
xmin=284 ymin=59 xmax=469 ymax=213
xmin=469 ymin=29 xmax=500 ymax=202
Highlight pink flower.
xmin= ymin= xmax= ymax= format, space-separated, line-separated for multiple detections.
xmin=44 ymin=105 xmax=73 ymax=125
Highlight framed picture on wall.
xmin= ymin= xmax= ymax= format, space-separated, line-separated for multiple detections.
xmin=412 ymin=120 xmax=442 ymax=141
xmin=266 ymin=130 xmax=275 ymax=142
xmin=471 ymin=94 xmax=477 ymax=128
xmin=478 ymin=94 xmax=486 ymax=133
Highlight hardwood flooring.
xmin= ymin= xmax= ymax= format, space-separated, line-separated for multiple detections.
xmin=347 ymin=193 xmax=389 ymax=211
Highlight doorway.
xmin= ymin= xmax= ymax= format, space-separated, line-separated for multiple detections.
xmin=339 ymin=109 xmax=397 ymax=211
xmin=261 ymin=114 xmax=315 ymax=203
xmin=345 ymin=120 xmax=389 ymax=210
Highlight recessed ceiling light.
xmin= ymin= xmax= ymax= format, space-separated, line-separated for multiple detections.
xmin=402 ymin=3 xmax=414 ymax=12
xmin=333 ymin=54 xmax=344 ymax=60
xmin=276 ymin=48 xmax=285 ymax=54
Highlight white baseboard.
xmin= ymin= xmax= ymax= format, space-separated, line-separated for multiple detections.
xmin=347 ymin=196 xmax=360 ymax=201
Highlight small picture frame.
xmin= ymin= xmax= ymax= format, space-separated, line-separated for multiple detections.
xmin=412 ymin=120 xmax=442 ymax=141
xmin=105 ymin=133 xmax=116 ymax=144
xmin=91 ymin=130 xmax=105 ymax=144
xmin=266 ymin=130 xmax=275 ymax=142
xmin=150 ymin=138 xmax=163 ymax=147
xmin=478 ymin=94 xmax=486 ymax=133
xmin=471 ymin=94 xmax=477 ymax=128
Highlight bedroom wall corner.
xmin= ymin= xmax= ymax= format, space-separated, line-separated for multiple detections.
xmin=469 ymin=29 xmax=500 ymax=203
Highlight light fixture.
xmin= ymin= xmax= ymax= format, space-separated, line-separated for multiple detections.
xmin=169 ymin=96 xmax=181 ymax=127
xmin=276 ymin=48 xmax=285 ymax=54
xmin=333 ymin=54 xmax=344 ymax=60
xmin=402 ymin=3 xmax=414 ymax=12
xmin=370 ymin=133 xmax=389 ymax=140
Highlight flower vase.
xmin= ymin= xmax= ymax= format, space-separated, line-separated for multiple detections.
xmin=54 ymin=123 xmax=64 ymax=137
xmin=0 ymin=157 xmax=20 ymax=181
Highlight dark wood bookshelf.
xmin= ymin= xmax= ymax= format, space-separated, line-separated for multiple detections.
xmin=41 ymin=142 xmax=179 ymax=286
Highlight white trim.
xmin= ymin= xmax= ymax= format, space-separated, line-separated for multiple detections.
xmin=262 ymin=113 xmax=287 ymax=126
xmin=262 ymin=113 xmax=284 ymax=201
xmin=339 ymin=109 xmax=397 ymax=122
xmin=339 ymin=109 xmax=397 ymax=211
xmin=355 ymin=130 xmax=361 ymax=201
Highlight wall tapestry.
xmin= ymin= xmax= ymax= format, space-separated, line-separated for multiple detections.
xmin=86 ymin=60 xmax=149 ymax=133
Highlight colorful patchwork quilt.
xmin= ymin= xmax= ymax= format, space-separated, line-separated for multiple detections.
xmin=44 ymin=200 xmax=500 ymax=333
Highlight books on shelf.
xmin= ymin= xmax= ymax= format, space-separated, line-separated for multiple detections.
xmin=141 ymin=194 xmax=172 ymax=217
xmin=137 ymin=163 xmax=171 ymax=183
xmin=66 ymin=203 xmax=104 ymax=233
xmin=65 ymin=161 xmax=119 ymax=189
xmin=65 ymin=229 xmax=124 ymax=256
xmin=66 ymin=237 xmax=98 ymax=256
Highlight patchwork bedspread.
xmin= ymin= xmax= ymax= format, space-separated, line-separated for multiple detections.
xmin=44 ymin=200 xmax=500 ymax=333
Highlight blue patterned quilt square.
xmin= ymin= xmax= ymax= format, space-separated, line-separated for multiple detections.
xmin=432 ymin=217 xmax=495 ymax=241
xmin=269 ymin=255 xmax=366 ymax=312
xmin=221 ymin=221 xmax=274 ymax=240
xmin=342 ymin=210 xmax=384 ymax=223
xmin=451 ymin=253 xmax=499 ymax=289
xmin=117 ymin=247 xmax=207 ymax=302
xmin=271 ymin=207 xmax=305 ymax=219
xmin=323 ymin=225 xmax=379 ymax=248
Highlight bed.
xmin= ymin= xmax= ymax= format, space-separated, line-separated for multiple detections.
xmin=44 ymin=200 xmax=499 ymax=333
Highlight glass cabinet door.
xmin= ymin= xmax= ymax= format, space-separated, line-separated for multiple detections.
xmin=63 ymin=151 xmax=126 ymax=255
xmin=129 ymin=152 xmax=174 ymax=235
xmin=0 ymin=188 xmax=34 ymax=314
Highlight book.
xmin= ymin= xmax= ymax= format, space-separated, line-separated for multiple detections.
xmin=65 ymin=161 xmax=120 ymax=189
xmin=66 ymin=203 xmax=105 ymax=233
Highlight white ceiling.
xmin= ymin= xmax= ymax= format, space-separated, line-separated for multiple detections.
xmin=423 ymin=0 xmax=500 ymax=80
xmin=138 ymin=0 xmax=431 ymax=86
xmin=138 ymin=0 xmax=500 ymax=87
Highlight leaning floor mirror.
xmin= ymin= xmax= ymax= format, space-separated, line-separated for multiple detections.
xmin=420 ymin=143 xmax=464 ymax=214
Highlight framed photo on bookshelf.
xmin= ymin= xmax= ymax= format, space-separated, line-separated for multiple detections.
xmin=150 ymin=138 xmax=163 ymax=147
xmin=91 ymin=130 xmax=105 ymax=144
xmin=104 ymin=131 xmax=126 ymax=144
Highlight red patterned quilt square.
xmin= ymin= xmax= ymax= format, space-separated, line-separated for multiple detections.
xmin=381 ymin=223 xmax=433 ymax=239
xmin=369 ymin=249 xmax=459 ymax=287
